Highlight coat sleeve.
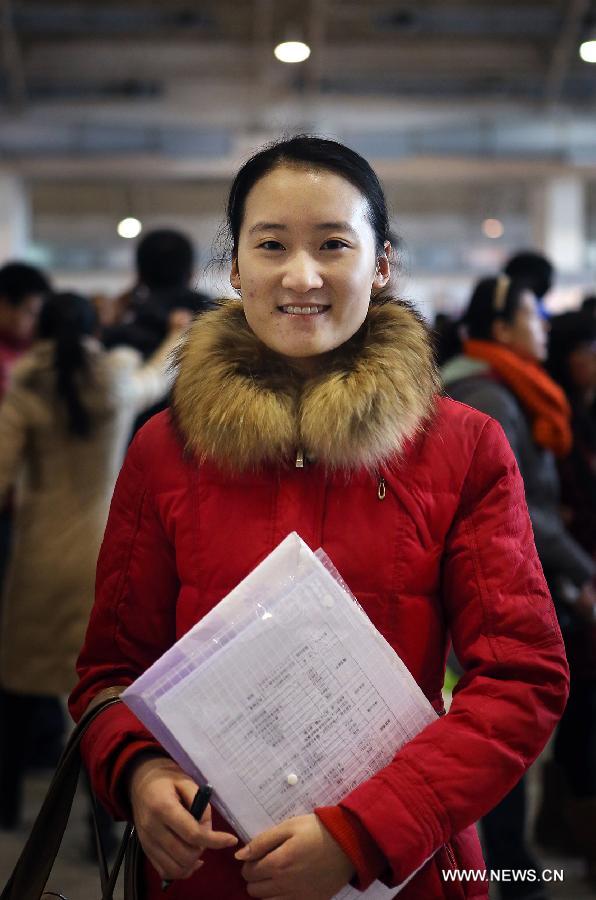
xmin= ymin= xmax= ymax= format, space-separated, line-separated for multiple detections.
xmin=106 ymin=333 xmax=181 ymax=414
xmin=339 ymin=417 xmax=569 ymax=887
xmin=453 ymin=383 xmax=594 ymax=588
xmin=0 ymin=385 xmax=32 ymax=502
xmin=68 ymin=425 xmax=179 ymax=820
xmin=527 ymin=503 xmax=594 ymax=587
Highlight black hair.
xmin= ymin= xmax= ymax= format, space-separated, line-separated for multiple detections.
xmin=432 ymin=313 xmax=461 ymax=368
xmin=136 ymin=229 xmax=195 ymax=291
xmin=547 ymin=310 xmax=596 ymax=394
xmin=225 ymin=135 xmax=391 ymax=257
xmin=0 ymin=261 xmax=51 ymax=306
xmin=462 ymin=276 xmax=529 ymax=341
xmin=38 ymin=292 xmax=98 ymax=437
xmin=504 ymin=251 xmax=553 ymax=300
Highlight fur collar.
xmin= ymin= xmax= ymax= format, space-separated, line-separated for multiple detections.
xmin=171 ymin=300 xmax=438 ymax=472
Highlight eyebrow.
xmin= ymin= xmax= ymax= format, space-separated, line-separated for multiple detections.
xmin=248 ymin=221 xmax=359 ymax=237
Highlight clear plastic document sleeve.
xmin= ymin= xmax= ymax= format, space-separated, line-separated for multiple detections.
xmin=123 ymin=532 xmax=438 ymax=899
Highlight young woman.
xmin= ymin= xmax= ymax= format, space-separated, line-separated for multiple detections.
xmin=70 ymin=139 xmax=568 ymax=900
xmin=0 ymin=291 xmax=185 ymax=828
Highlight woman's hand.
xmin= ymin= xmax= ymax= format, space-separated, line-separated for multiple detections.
xmin=167 ymin=308 xmax=194 ymax=335
xmin=128 ymin=754 xmax=238 ymax=882
xmin=235 ymin=813 xmax=355 ymax=899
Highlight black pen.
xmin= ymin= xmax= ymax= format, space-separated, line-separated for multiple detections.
xmin=161 ymin=783 xmax=213 ymax=891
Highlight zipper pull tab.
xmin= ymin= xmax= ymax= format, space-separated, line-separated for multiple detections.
xmin=377 ymin=475 xmax=386 ymax=501
xmin=295 ymin=448 xmax=304 ymax=469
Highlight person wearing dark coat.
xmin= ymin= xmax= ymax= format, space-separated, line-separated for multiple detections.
xmin=547 ymin=310 xmax=596 ymax=558
xmin=101 ymin=229 xmax=217 ymax=437
xmin=103 ymin=229 xmax=217 ymax=359
xmin=443 ymin=275 xmax=596 ymax=894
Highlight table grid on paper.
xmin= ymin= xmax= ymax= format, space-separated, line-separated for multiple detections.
xmin=147 ymin=559 xmax=425 ymax=900
xmin=172 ymin=577 xmax=426 ymax=824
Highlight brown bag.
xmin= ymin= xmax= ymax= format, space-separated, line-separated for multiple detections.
xmin=1 ymin=690 xmax=143 ymax=900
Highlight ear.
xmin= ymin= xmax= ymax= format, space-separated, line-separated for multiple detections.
xmin=230 ymin=256 xmax=241 ymax=291
xmin=372 ymin=240 xmax=391 ymax=291
xmin=491 ymin=318 xmax=511 ymax=345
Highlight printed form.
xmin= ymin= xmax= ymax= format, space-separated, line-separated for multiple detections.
xmin=124 ymin=533 xmax=437 ymax=900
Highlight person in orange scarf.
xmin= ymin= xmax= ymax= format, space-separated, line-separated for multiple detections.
xmin=442 ymin=275 xmax=596 ymax=896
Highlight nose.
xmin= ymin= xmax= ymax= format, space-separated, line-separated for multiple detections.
xmin=281 ymin=251 xmax=323 ymax=293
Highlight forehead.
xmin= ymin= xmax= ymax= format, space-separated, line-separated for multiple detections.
xmin=517 ymin=290 xmax=539 ymax=314
xmin=0 ymin=293 xmax=42 ymax=310
xmin=20 ymin=294 xmax=43 ymax=309
xmin=242 ymin=165 xmax=369 ymax=227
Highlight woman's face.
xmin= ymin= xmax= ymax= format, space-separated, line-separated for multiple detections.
xmin=230 ymin=165 xmax=390 ymax=372
xmin=495 ymin=291 xmax=549 ymax=363
xmin=567 ymin=342 xmax=596 ymax=392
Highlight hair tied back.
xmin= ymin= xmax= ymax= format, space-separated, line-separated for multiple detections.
xmin=493 ymin=275 xmax=511 ymax=313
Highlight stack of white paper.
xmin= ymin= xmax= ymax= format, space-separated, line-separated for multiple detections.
xmin=123 ymin=532 xmax=437 ymax=899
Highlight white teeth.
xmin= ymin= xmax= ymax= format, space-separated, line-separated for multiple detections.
xmin=281 ymin=305 xmax=327 ymax=315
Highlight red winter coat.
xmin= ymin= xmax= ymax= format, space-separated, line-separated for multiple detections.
xmin=70 ymin=302 xmax=569 ymax=899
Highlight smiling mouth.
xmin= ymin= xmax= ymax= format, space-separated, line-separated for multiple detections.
xmin=278 ymin=304 xmax=330 ymax=315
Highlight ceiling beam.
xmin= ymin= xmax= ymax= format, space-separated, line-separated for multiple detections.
xmin=0 ymin=0 xmax=27 ymax=109
xmin=252 ymin=0 xmax=273 ymax=88
xmin=12 ymin=152 xmax=596 ymax=182
xmin=304 ymin=0 xmax=326 ymax=94
xmin=22 ymin=37 xmax=546 ymax=82
xmin=544 ymin=0 xmax=591 ymax=106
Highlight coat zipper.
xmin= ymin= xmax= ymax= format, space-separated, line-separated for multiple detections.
xmin=296 ymin=453 xmax=386 ymax=501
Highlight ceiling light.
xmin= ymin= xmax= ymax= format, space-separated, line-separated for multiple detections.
xmin=274 ymin=41 xmax=311 ymax=64
xmin=117 ymin=217 xmax=142 ymax=239
xmin=579 ymin=40 xmax=596 ymax=63
xmin=482 ymin=218 xmax=504 ymax=239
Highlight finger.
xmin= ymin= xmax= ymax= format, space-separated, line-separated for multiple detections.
xmin=245 ymin=880 xmax=288 ymax=899
xmin=242 ymin=858 xmax=279 ymax=883
xmin=161 ymin=824 xmax=205 ymax=867
xmin=196 ymin=825 xmax=239 ymax=850
xmin=140 ymin=817 xmax=205 ymax=873
xmin=165 ymin=800 xmax=237 ymax=850
xmin=143 ymin=778 xmax=201 ymax=847
xmin=241 ymin=842 xmax=291 ymax=883
xmin=235 ymin=822 xmax=291 ymax=862
xmin=174 ymin=776 xmax=201 ymax=811
xmin=145 ymin=841 xmax=203 ymax=882
xmin=166 ymin=794 xmax=238 ymax=850
xmin=158 ymin=856 xmax=204 ymax=883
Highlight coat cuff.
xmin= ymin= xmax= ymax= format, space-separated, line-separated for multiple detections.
xmin=79 ymin=702 xmax=164 ymax=820
xmin=315 ymin=805 xmax=388 ymax=890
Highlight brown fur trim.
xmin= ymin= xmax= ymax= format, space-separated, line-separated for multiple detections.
xmin=171 ymin=300 xmax=438 ymax=472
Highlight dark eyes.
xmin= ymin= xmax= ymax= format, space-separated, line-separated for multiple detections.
xmin=321 ymin=239 xmax=348 ymax=250
xmin=257 ymin=239 xmax=348 ymax=251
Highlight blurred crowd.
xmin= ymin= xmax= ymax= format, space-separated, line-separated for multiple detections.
xmin=0 ymin=233 xmax=594 ymax=899
xmin=0 ymin=229 xmax=215 ymax=857
xmin=435 ymin=250 xmax=596 ymax=898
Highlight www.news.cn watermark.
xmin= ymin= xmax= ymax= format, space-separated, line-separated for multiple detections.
xmin=442 ymin=868 xmax=564 ymax=884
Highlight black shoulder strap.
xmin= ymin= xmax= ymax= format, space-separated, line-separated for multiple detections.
xmin=1 ymin=690 xmax=136 ymax=900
